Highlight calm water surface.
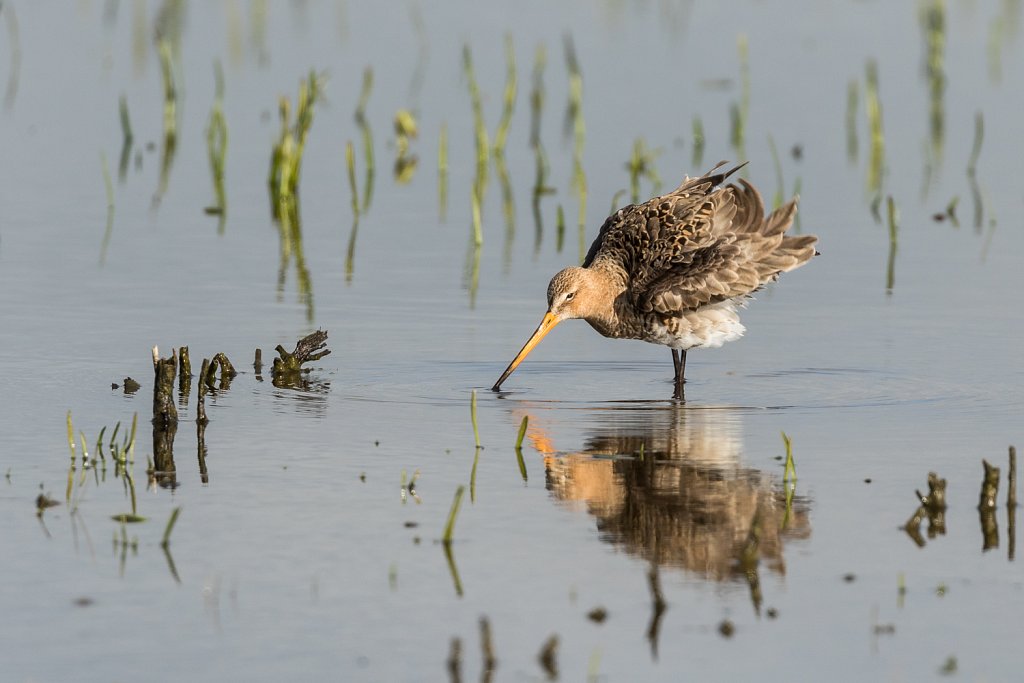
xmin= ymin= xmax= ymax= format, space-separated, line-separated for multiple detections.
xmin=1 ymin=2 xmax=1022 ymax=681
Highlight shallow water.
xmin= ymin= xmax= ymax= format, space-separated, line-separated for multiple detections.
xmin=1 ymin=1 xmax=1023 ymax=681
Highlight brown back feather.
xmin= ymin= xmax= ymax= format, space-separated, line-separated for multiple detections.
xmin=583 ymin=163 xmax=817 ymax=315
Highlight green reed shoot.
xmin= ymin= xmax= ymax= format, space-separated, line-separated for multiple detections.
xmin=921 ymin=0 xmax=946 ymax=166
xmin=529 ymin=44 xmax=551 ymax=256
xmin=161 ymin=506 xmax=181 ymax=548
xmin=356 ymin=65 xmax=373 ymax=119
xmin=79 ymin=431 xmax=89 ymax=468
xmin=3 ymin=3 xmax=21 ymax=110
xmin=865 ymin=60 xmax=885 ymax=197
xmin=729 ymin=34 xmax=750 ymax=161
xmin=66 ymin=411 xmax=76 ymax=462
xmin=119 ymin=92 xmax=134 ymax=142
xmin=497 ymin=155 xmax=516 ymax=269
xmin=691 ymin=116 xmax=705 ymax=169
xmin=781 ymin=431 xmax=796 ymax=484
xmin=564 ymin=34 xmax=587 ymax=260
xmin=515 ymin=416 xmax=529 ymax=450
xmin=471 ymin=185 xmax=483 ymax=247
xmin=355 ymin=67 xmax=375 ymax=212
xmin=846 ymin=80 xmax=859 ymax=162
xmin=152 ymin=39 xmax=179 ymax=207
xmin=627 ymin=138 xmax=662 ymax=204
xmin=205 ymin=61 xmax=228 ymax=227
xmin=556 ymin=204 xmax=565 ymax=253
xmin=346 ymin=140 xmax=359 ymax=219
xmin=515 ymin=416 xmax=528 ymax=482
xmin=967 ymin=110 xmax=984 ymax=176
xmin=470 ymin=390 xmax=482 ymax=449
xmin=438 ymin=122 xmax=448 ymax=219
xmin=493 ymin=34 xmax=517 ymax=156
xmin=96 ymin=427 xmax=107 ymax=462
xmin=465 ymin=238 xmax=481 ymax=309
xmin=944 ymin=196 xmax=960 ymax=227
xmin=394 ymin=109 xmax=417 ymax=157
xmin=157 ymin=39 xmax=177 ymax=141
xmin=127 ymin=412 xmax=137 ymax=463
xmin=529 ymin=44 xmax=546 ymax=149
xmin=609 ymin=189 xmax=626 ymax=215
xmin=967 ymin=111 xmax=985 ymax=231
xmin=577 ymin=189 xmax=588 ymax=264
xmin=269 ymin=70 xmax=324 ymax=207
xmin=345 ymin=218 xmax=359 ymax=284
xmin=118 ymin=95 xmax=133 ymax=179
xmin=462 ymin=45 xmax=490 ymax=171
xmin=793 ymin=176 xmax=803 ymax=232
xmin=99 ymin=151 xmax=115 ymax=265
xmin=470 ymin=445 xmax=480 ymax=503
xmin=886 ymin=196 xmax=898 ymax=294
xmin=393 ymin=111 xmax=418 ymax=185
xmin=442 ymin=485 xmax=466 ymax=544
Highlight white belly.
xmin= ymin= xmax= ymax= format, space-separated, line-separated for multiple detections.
xmin=645 ymin=300 xmax=746 ymax=350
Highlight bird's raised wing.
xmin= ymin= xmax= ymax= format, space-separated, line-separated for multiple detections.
xmin=637 ymin=180 xmax=815 ymax=314
xmin=584 ymin=162 xmax=816 ymax=316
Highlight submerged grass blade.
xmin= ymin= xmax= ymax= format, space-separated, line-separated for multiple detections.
xmin=442 ymin=485 xmax=466 ymax=544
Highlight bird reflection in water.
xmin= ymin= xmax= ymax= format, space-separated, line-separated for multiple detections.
xmin=521 ymin=404 xmax=810 ymax=644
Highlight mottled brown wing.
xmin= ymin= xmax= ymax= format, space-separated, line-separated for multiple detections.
xmin=635 ymin=180 xmax=816 ymax=315
xmin=582 ymin=161 xmax=744 ymax=270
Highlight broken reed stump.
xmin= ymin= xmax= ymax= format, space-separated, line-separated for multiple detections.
xmin=253 ymin=348 xmax=264 ymax=380
xmin=177 ymin=345 xmax=192 ymax=401
xmin=152 ymin=347 xmax=178 ymax=428
xmin=272 ymin=329 xmax=331 ymax=387
xmin=905 ymin=471 xmax=947 ymax=546
xmin=151 ymin=346 xmax=179 ymax=488
xmin=196 ymin=358 xmax=210 ymax=426
xmin=1010 ymin=446 xmax=1018 ymax=561
xmin=203 ymin=352 xmax=237 ymax=390
xmin=979 ymin=459 xmax=1000 ymax=510
xmin=1008 ymin=446 xmax=1017 ymax=509
xmin=196 ymin=414 xmax=209 ymax=484
xmin=979 ymin=459 xmax=1000 ymax=551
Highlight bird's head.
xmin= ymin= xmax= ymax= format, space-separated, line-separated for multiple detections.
xmin=492 ymin=267 xmax=604 ymax=391
xmin=546 ymin=266 xmax=596 ymax=321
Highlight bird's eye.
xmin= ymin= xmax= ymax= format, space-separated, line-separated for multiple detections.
xmin=565 ymin=292 xmax=575 ymax=301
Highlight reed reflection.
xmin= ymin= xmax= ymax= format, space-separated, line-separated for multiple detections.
xmin=523 ymin=406 xmax=810 ymax=614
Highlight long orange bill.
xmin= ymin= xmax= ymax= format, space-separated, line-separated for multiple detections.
xmin=492 ymin=312 xmax=561 ymax=390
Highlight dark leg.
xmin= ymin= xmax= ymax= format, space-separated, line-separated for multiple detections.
xmin=671 ymin=349 xmax=687 ymax=400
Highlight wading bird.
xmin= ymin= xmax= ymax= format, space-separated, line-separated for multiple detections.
xmin=492 ymin=162 xmax=818 ymax=399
